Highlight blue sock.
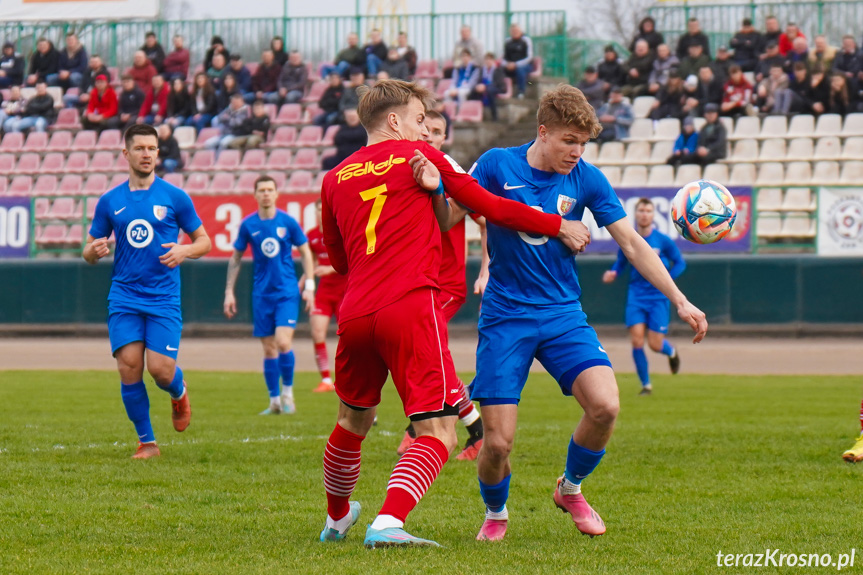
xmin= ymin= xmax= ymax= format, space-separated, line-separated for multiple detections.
xmin=564 ymin=438 xmax=605 ymax=485
xmin=121 ymin=381 xmax=155 ymax=444
xmin=264 ymin=358 xmax=280 ymax=398
xmin=660 ymin=340 xmax=674 ymax=356
xmin=632 ymin=347 xmax=650 ymax=386
xmin=156 ymin=366 xmax=185 ymax=399
xmin=278 ymin=351 xmax=295 ymax=389
xmin=478 ymin=474 xmax=511 ymax=513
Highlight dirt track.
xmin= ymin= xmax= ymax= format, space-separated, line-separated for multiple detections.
xmin=1 ymin=334 xmax=861 ymax=376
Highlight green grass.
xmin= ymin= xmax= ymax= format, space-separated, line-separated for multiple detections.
xmin=0 ymin=371 xmax=861 ymax=574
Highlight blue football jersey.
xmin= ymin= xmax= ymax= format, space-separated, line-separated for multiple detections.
xmin=89 ymin=177 xmax=202 ymax=308
xmin=234 ymin=210 xmax=307 ymax=299
xmin=470 ymin=143 xmax=627 ymax=312
xmin=611 ymin=228 xmax=686 ymax=302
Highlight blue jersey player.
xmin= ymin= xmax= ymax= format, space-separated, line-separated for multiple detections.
xmin=460 ymin=86 xmax=707 ymax=541
xmin=83 ymin=124 xmax=212 ymax=459
xmin=603 ymin=198 xmax=686 ymax=395
xmin=223 ymin=175 xmax=315 ymax=415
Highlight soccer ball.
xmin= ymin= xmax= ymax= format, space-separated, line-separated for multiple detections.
xmin=671 ymin=179 xmax=737 ymax=244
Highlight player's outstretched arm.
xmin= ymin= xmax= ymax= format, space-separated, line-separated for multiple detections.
xmin=298 ymin=243 xmax=315 ymax=313
xmin=160 ymin=226 xmax=212 ymax=269
xmin=224 ymin=249 xmax=242 ymax=319
xmin=82 ymin=234 xmax=110 ymax=265
xmin=607 ymin=219 xmax=708 ymax=343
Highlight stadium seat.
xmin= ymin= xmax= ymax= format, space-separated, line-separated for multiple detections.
xmin=89 ymin=151 xmax=115 ymax=173
xmin=297 ymin=126 xmax=323 ymax=146
xmin=756 ymin=211 xmax=782 ymax=237
xmin=109 ymin=174 xmax=127 ymax=188
xmin=626 ymin=118 xmax=653 ymax=141
xmin=414 ymin=78 xmax=435 ymax=92
xmin=780 ymin=211 xmax=815 ymax=237
xmin=267 ymin=149 xmax=292 ymax=170
xmin=292 ymin=148 xmax=319 ymax=169
xmin=36 ymin=224 xmax=67 ymax=247
xmin=754 ymin=162 xmax=784 ymax=186
xmin=51 ymin=107 xmax=82 ymax=130
xmin=15 ymin=153 xmax=41 ymax=174
xmin=58 ymin=175 xmax=84 ymax=196
xmin=727 ymin=138 xmax=758 ymax=163
xmin=434 ymin=79 xmax=452 ymax=99
xmin=841 ymin=113 xmax=863 ymax=137
xmin=302 ymin=81 xmax=328 ymax=103
xmin=47 ymin=196 xmax=77 ymax=219
xmin=209 ymin=172 xmax=235 ymax=195
xmin=782 ymin=187 xmax=815 ymax=211
xmin=631 ymin=96 xmax=655 ymax=119
xmin=623 ymin=141 xmax=651 ymax=164
xmin=239 ymin=149 xmax=267 ymax=171
xmin=265 ymin=126 xmax=298 ymax=148
xmin=85 ymin=196 xmax=99 ymax=219
xmin=648 ymin=140 xmax=674 ymax=164
xmin=65 ymin=152 xmax=90 ymax=174
xmin=646 ymin=164 xmax=674 ymax=187
xmin=9 ymin=175 xmax=33 ymax=195
xmin=319 ymin=148 xmax=336 ymax=167
xmin=321 ymin=125 xmax=340 ymax=147
xmin=811 ymin=160 xmax=840 ymax=185
xmin=162 ymin=173 xmax=184 ymax=188
xmin=443 ymin=100 xmax=457 ymax=121
xmin=0 ymin=154 xmax=15 ymax=175
xmin=719 ymin=116 xmax=734 ymax=136
xmin=83 ymin=174 xmax=109 ymax=195
xmin=757 ymin=188 xmax=784 ymax=211
xmin=702 ymin=163 xmax=728 ymax=183
xmin=22 ymin=131 xmax=48 ymax=152
xmin=46 ymin=130 xmax=73 ymax=152
xmin=95 ymin=130 xmax=122 ymax=151
xmin=174 ymin=126 xmax=196 ymax=149
xmin=414 ymin=60 xmax=441 ymax=79
xmin=455 ymin=100 xmax=483 ymax=123
xmin=33 ymin=175 xmax=58 ymax=195
xmin=184 ymin=173 xmax=209 ymax=193
xmin=0 ymin=177 xmax=7 ymax=195
xmin=783 ymin=161 xmax=812 ymax=185
xmin=815 ymin=114 xmax=843 ymax=137
xmin=498 ymin=77 xmax=514 ymax=100
xmin=840 ymin=160 xmax=863 ymax=184
xmin=786 ymin=115 xmax=815 ymax=138
xmin=841 ymin=137 xmax=863 ymax=160
xmin=286 ymin=170 xmax=313 ymax=193
xmin=595 ymin=142 xmax=624 ymax=165
xmin=759 ymin=115 xmax=787 ymax=139
xmin=582 ymin=142 xmax=599 ymax=164
xmin=758 ymin=138 xmax=786 ymax=162
xmin=0 ymin=132 xmax=24 ymax=152
xmin=730 ymin=116 xmax=759 ymax=140
xmin=303 ymin=103 xmax=321 ymax=124
xmin=785 ymin=137 xmax=814 ymax=161
xmin=34 ymin=198 xmax=50 ymax=219
xmin=599 ymin=166 xmax=621 ymax=187
xmin=188 ymin=150 xmax=216 ymax=171
xmin=214 ymin=149 xmax=241 ymax=171
xmin=265 ymin=171 xmax=287 ymax=190
xmin=312 ymin=170 xmax=326 ymax=191
xmin=236 ymin=171 xmax=260 ymax=193
xmin=40 ymin=153 xmax=65 ymax=174
xmin=692 ymin=116 xmax=707 ymax=132
xmin=194 ymin=127 xmax=220 ymax=147
xmin=620 ymin=165 xmax=648 ymax=187
xmin=673 ymin=164 xmax=701 ymax=186
xmin=72 ymin=130 xmax=98 ymax=151
xmin=653 ymin=118 xmax=680 ymax=141
xmin=812 ymin=137 xmax=841 ymax=161
xmin=275 ymin=103 xmax=303 ymax=125
xmin=66 ymin=224 xmax=84 ymax=248
xmin=114 ymin=154 xmax=129 ymax=173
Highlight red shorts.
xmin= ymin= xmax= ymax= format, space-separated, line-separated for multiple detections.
xmin=439 ymin=292 xmax=466 ymax=323
xmin=334 ymin=287 xmax=460 ymax=417
xmin=312 ymin=285 xmax=345 ymax=320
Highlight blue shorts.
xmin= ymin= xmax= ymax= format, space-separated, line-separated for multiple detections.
xmin=107 ymin=301 xmax=182 ymax=360
xmin=625 ymin=298 xmax=670 ymax=334
xmin=472 ymin=306 xmax=612 ymax=403
xmin=253 ymin=295 xmax=299 ymax=338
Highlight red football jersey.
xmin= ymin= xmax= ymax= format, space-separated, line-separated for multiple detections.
xmin=321 ymin=140 xmax=561 ymax=323
xmin=306 ymin=226 xmax=348 ymax=293
xmin=439 ymin=219 xmax=466 ymax=302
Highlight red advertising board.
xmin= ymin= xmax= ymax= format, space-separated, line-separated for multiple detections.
xmin=190 ymin=193 xmax=320 ymax=258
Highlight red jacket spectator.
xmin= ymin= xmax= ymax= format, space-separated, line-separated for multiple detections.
xmin=139 ymin=84 xmax=169 ymax=118
xmin=87 ymin=85 xmax=118 ymax=118
xmin=779 ymin=30 xmax=806 ymax=56
xmin=162 ymin=47 xmax=190 ymax=79
xmin=126 ymin=60 xmax=157 ymax=92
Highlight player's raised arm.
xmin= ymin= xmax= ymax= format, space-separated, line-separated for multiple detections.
xmin=605 ymin=219 xmax=707 ymax=343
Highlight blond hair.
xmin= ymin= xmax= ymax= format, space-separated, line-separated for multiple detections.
xmin=537 ymin=84 xmax=602 ymax=138
xmin=356 ymin=79 xmax=435 ymax=130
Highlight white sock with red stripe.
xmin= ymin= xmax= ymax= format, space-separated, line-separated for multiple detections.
xmin=376 ymin=435 xmax=449 ymax=524
xmin=455 ymin=377 xmax=479 ymax=424
xmin=323 ymin=423 xmax=364 ymax=522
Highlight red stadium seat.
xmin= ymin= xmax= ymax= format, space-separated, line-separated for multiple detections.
xmin=162 ymin=173 xmax=184 ymax=188
xmin=65 ymin=151 xmax=90 ymax=174
xmin=274 ymin=103 xmax=303 ymax=125
xmin=66 ymin=224 xmax=84 ymax=247
xmin=455 ymin=100 xmax=484 ymax=123
xmin=194 ymin=127 xmax=220 ymax=148
xmin=443 ymin=100 xmax=456 ymax=120
xmin=95 ymin=129 xmax=122 ymax=151
xmin=188 ymin=150 xmax=216 ymax=171
xmin=9 ymin=175 xmax=33 ymax=195
xmin=297 ymin=126 xmax=323 ymax=146
xmin=209 ymin=172 xmax=235 ymax=195
xmin=292 ymin=148 xmax=319 ymax=169
xmin=322 ymin=125 xmax=340 ymax=146
xmin=498 ymin=77 xmax=513 ymax=99
xmin=286 ymin=170 xmax=313 ymax=193
xmin=265 ymin=126 xmax=297 ymax=148
xmin=34 ymin=198 xmax=50 ymax=218
xmin=320 ymin=148 xmax=336 ymax=167
xmin=58 ymin=175 xmax=84 ymax=196
xmin=109 ymin=173 xmax=127 ymax=188
xmin=0 ymin=132 xmax=24 ymax=152
xmin=14 ymin=153 xmax=41 ymax=174
xmin=264 ymin=104 xmax=278 ymax=123
xmin=22 ymin=131 xmax=48 ymax=152
xmin=414 ymin=60 xmax=441 ymax=79
xmin=72 ymin=130 xmax=97 ymax=150
xmin=35 ymin=224 xmax=67 ymax=247
xmin=47 ymin=196 xmax=77 ymax=219
xmin=40 ymin=153 xmax=65 ymax=174
xmin=302 ymin=81 xmax=328 ymax=103
xmin=184 ymin=172 xmax=209 ymax=193
xmin=114 ymin=153 xmax=129 ymax=173
xmin=214 ymin=149 xmax=241 ymax=171
xmin=435 ymin=79 xmax=452 ymax=99
xmin=51 ymin=108 xmax=82 ymax=130
xmin=85 ymin=196 xmax=100 ymax=219
xmin=304 ymin=103 xmax=321 ymax=123
xmin=312 ymin=170 xmax=326 ymax=191
xmin=239 ymin=149 xmax=266 ymax=171
xmin=0 ymin=154 xmax=14 ymax=175
xmin=34 ymin=175 xmax=58 ymax=195
xmin=267 ymin=148 xmax=292 ymax=170
xmin=90 ymin=151 xmax=115 ymax=173
xmin=265 ymin=171 xmax=286 ymax=190
xmin=83 ymin=174 xmax=108 ymax=196
xmin=46 ymin=130 xmax=74 ymax=152
xmin=236 ymin=171 xmax=260 ymax=193
xmin=0 ymin=177 xmax=7 ymax=195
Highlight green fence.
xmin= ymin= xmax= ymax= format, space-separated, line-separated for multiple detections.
xmin=649 ymin=1 xmax=863 ymax=54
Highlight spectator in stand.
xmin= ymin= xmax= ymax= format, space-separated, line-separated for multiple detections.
xmin=763 ymin=16 xmax=782 ymax=48
xmin=577 ymin=65 xmax=605 ymax=112
xmin=270 ymin=36 xmax=288 ymax=67
xmin=679 ymin=42 xmax=711 ymax=79
xmin=445 ymin=25 xmax=484 ymax=78
xmin=224 ymin=55 xmax=252 ymax=96
xmin=730 ymin=18 xmax=763 ymax=72
xmin=786 ymin=36 xmax=810 ymax=73
xmin=502 ymin=23 xmax=533 ymax=99
xmin=712 ymin=45 xmax=733 ymax=84
xmin=779 ymin=23 xmax=805 ymax=57
xmin=690 ymin=64 xmax=724 ymax=116
xmin=622 ymin=38 xmax=654 ymax=99
xmin=277 ymin=50 xmax=307 ymax=105
xmin=207 ymin=53 xmax=227 ymax=90
xmin=214 ymin=73 xmax=239 ymax=115
xmin=321 ymin=108 xmax=366 ymax=170
xmin=162 ymin=35 xmax=190 ymax=81
xmin=338 ymin=67 xmax=365 ymax=121
xmin=720 ymin=64 xmax=752 ymax=118
xmin=26 ymin=38 xmax=59 ymax=86
xmin=775 ymin=61 xmax=814 ymax=115
xmin=127 ymin=50 xmax=157 ymax=92
xmin=0 ymin=85 xmax=26 ymax=127
xmin=364 ymin=29 xmax=388 ymax=78
xmin=138 ymin=74 xmax=169 ymax=125
xmin=596 ymin=86 xmax=634 ymax=142
xmin=666 ymin=116 xmax=699 ymax=166
xmin=395 ymin=31 xmax=417 ymax=77
xmin=828 ymin=71 xmax=855 ymax=115
xmin=141 ymin=31 xmax=165 ymax=73
xmin=57 ymin=32 xmax=88 ymax=91
xmin=833 ymin=35 xmax=861 ymax=89
xmin=445 ymin=49 xmax=480 ymax=109
xmin=186 ymin=72 xmax=218 ymax=133
xmin=629 ymin=16 xmax=664 ymax=53
xmin=650 ymin=71 xmax=688 ymax=120
xmin=754 ymin=63 xmax=788 ymax=114
xmin=647 ymin=43 xmax=678 ymax=95
xmin=809 ymin=35 xmax=836 ymax=73
xmin=4 ymin=80 xmax=55 ymax=132
xmin=379 ymin=47 xmax=410 ymax=80
xmin=64 ymin=54 xmax=108 ymax=109
xmin=676 ymin=17 xmax=711 ymax=60
xmin=118 ymin=74 xmax=145 ymax=131
xmin=82 ymin=74 xmax=118 ymax=132
xmin=227 ymin=98 xmax=270 ymax=151
xmin=0 ymin=42 xmax=24 ymax=88
xmin=251 ymin=49 xmax=282 ymax=105
xmin=313 ymin=71 xmax=345 ymax=128
xmin=320 ymin=33 xmax=366 ymax=79
xmin=471 ymin=52 xmax=507 ymax=121
xmin=809 ymin=66 xmax=830 ymax=115
xmin=156 ymin=123 xmax=183 ymax=174
xmin=680 ymin=103 xmax=726 ymax=166
xmin=166 ymin=78 xmax=193 ymax=127
xmin=598 ymin=44 xmax=626 ymax=96
xmin=204 ymin=36 xmax=230 ymax=71
xmin=206 ymin=92 xmax=251 ymax=151
xmin=756 ymin=40 xmax=785 ymax=83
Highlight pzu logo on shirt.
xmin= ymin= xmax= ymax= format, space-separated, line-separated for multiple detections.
xmin=126 ymin=219 xmax=154 ymax=249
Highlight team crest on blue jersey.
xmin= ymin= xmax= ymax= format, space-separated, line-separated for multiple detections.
xmin=276 ymin=226 xmax=287 ymax=238
xmin=153 ymin=205 xmax=167 ymax=220
xmin=557 ymin=195 xmax=576 ymax=216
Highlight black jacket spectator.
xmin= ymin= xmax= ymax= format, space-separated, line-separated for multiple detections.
xmin=380 ymin=54 xmax=410 ymax=80
xmin=576 ymin=73 xmax=605 ymax=112
xmin=730 ymin=28 xmax=763 ymax=72
xmin=650 ymin=81 xmax=688 ymax=120
xmin=629 ymin=17 xmax=664 ymax=52
xmin=0 ymin=45 xmax=25 ymax=86
xmin=697 ymin=114 xmax=728 ymax=163
xmin=158 ymin=134 xmax=183 ymax=169
xmin=79 ymin=64 xmax=110 ymax=97
xmin=833 ymin=49 xmax=862 ymax=80
xmin=322 ymin=123 xmax=367 ymax=170
xmin=277 ymin=62 xmax=308 ymax=95
xmin=59 ymin=45 xmax=88 ymax=77
xmin=756 ymin=52 xmax=787 ymax=80
xmin=503 ymin=36 xmax=532 ymax=66
xmin=598 ymin=54 xmax=626 ymax=91
xmin=142 ymin=41 xmax=166 ymax=73
xmin=243 ymin=113 xmax=270 ymax=136
xmin=253 ymin=61 xmax=282 ymax=94
xmin=119 ymin=85 xmax=146 ymax=117
xmin=167 ymin=88 xmax=193 ymax=118
xmin=28 ymin=43 xmax=59 ymax=81
xmin=676 ymin=31 xmax=711 ymax=60
xmin=694 ymin=74 xmax=724 ymax=114
xmin=318 ymin=84 xmax=344 ymax=115
xmin=24 ymin=93 xmax=56 ymax=122
xmin=204 ymin=37 xmax=230 ymax=72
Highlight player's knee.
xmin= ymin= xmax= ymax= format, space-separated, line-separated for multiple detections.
xmin=277 ymin=341 xmax=293 ymax=354
xmin=482 ymin=434 xmax=514 ymax=461
xmin=147 ymin=364 xmax=175 ymax=385
xmin=588 ymin=398 xmax=619 ymax=428
xmin=648 ymin=340 xmax=663 ymax=353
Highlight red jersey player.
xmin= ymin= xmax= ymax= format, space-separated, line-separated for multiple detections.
xmin=305 ymin=198 xmax=347 ymax=393
xmin=318 ymin=79 xmax=590 ymax=548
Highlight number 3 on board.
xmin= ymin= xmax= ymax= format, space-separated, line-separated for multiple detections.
xmin=360 ymin=184 xmax=387 ymax=254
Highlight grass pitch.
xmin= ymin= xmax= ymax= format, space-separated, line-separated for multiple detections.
xmin=0 ymin=370 xmax=860 ymax=574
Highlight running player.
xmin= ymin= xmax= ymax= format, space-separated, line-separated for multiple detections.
xmin=602 ymin=197 xmax=686 ymax=395
xmin=396 ymin=109 xmax=486 ymax=461
xmin=223 ymin=175 xmax=315 ymax=415
xmin=83 ymin=123 xmax=211 ymax=459
xmin=304 ymin=198 xmax=346 ymax=393
xmin=443 ymin=85 xmax=707 ymax=541
xmin=318 ymin=79 xmax=590 ymax=548
xmin=842 ymin=398 xmax=863 ymax=462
